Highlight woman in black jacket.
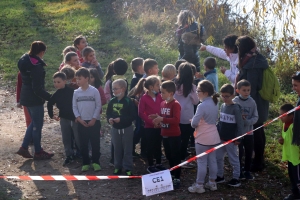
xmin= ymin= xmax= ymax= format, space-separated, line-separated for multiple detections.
xmin=16 ymin=41 xmax=54 ymax=160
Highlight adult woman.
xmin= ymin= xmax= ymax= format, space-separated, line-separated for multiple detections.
xmin=236 ymin=36 xmax=269 ymax=172
xmin=176 ymin=10 xmax=205 ymax=72
xmin=16 ymin=41 xmax=54 ymax=160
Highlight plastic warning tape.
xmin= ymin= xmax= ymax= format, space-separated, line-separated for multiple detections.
xmin=0 ymin=175 xmax=141 ymax=180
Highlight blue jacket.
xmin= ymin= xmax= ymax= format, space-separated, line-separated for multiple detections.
xmin=204 ymin=69 xmax=218 ymax=92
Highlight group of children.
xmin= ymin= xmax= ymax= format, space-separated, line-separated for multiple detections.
xmin=15 ymin=35 xmax=300 ymax=199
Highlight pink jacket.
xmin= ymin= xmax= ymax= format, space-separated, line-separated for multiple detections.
xmin=138 ymin=92 xmax=163 ymax=128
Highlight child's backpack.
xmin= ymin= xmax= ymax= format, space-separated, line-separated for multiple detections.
xmin=259 ymin=67 xmax=280 ymax=103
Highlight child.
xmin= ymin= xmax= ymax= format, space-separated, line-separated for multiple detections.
xmin=278 ymin=104 xmax=300 ymax=200
xmin=203 ymin=57 xmax=218 ymax=92
xmin=104 ymin=62 xmax=115 ymax=102
xmin=106 ymin=79 xmax=137 ymax=175
xmin=162 ymin=64 xmax=176 ymax=82
xmin=136 ymin=76 xmax=165 ymax=173
xmin=233 ymin=79 xmax=258 ymax=180
xmin=174 ymin=62 xmax=199 ymax=168
xmin=143 ymin=58 xmax=159 ymax=77
xmin=61 ymin=65 xmax=78 ymax=89
xmin=16 ymin=72 xmax=31 ymax=127
xmin=130 ymin=57 xmax=145 ymax=90
xmin=151 ymin=81 xmax=182 ymax=189
xmin=59 ymin=46 xmax=77 ymax=71
xmin=188 ymin=80 xmax=220 ymax=193
xmin=81 ymin=46 xmax=104 ymax=79
xmin=72 ymin=68 xmax=101 ymax=172
xmin=73 ymin=35 xmax=87 ymax=63
xmin=47 ymin=72 xmax=80 ymax=166
xmin=89 ymin=68 xmax=107 ymax=109
xmin=64 ymin=52 xmax=81 ymax=70
xmin=216 ymin=84 xmax=243 ymax=187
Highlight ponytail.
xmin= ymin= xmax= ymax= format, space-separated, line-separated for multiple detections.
xmin=212 ymin=93 xmax=219 ymax=105
xmin=132 ymin=78 xmax=146 ymax=97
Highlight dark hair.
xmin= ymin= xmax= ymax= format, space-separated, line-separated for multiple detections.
xmin=133 ymin=76 xmax=160 ymax=96
xmin=292 ymin=72 xmax=300 ymax=81
xmin=53 ymin=72 xmax=67 ymax=80
xmin=28 ymin=41 xmax=46 ymax=56
xmin=204 ymin=57 xmax=216 ymax=70
xmin=75 ymin=67 xmax=90 ymax=79
xmin=105 ymin=62 xmax=115 ymax=82
xmin=89 ymin=68 xmax=102 ymax=88
xmin=174 ymin=59 xmax=186 ymax=72
xmin=82 ymin=46 xmax=94 ymax=57
xmin=223 ymin=34 xmax=238 ymax=53
xmin=144 ymin=58 xmax=158 ymax=73
xmin=198 ymin=80 xmax=219 ymax=105
xmin=280 ymin=104 xmax=294 ymax=116
xmin=62 ymin=46 xmax=76 ymax=55
xmin=236 ymin=36 xmax=256 ymax=68
xmin=73 ymin=35 xmax=86 ymax=49
xmin=220 ymin=83 xmax=234 ymax=95
xmin=175 ymin=62 xmax=194 ymax=97
xmin=131 ymin=57 xmax=144 ymax=72
xmin=64 ymin=52 xmax=78 ymax=63
xmin=113 ymin=58 xmax=128 ymax=75
xmin=60 ymin=65 xmax=75 ymax=80
xmin=237 ymin=79 xmax=251 ymax=89
xmin=161 ymin=80 xmax=176 ymax=94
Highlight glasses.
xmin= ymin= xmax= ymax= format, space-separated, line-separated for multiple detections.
xmin=196 ymin=90 xmax=203 ymax=93
xmin=220 ymin=95 xmax=231 ymax=99
xmin=112 ymin=88 xmax=121 ymax=91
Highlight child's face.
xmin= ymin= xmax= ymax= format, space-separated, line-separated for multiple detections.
xmin=53 ymin=77 xmax=66 ymax=89
xmin=196 ymin=88 xmax=208 ymax=101
xmin=237 ymin=86 xmax=251 ymax=98
xmin=149 ymin=81 xmax=160 ymax=93
xmin=90 ymin=74 xmax=95 ymax=85
xmin=292 ymin=79 xmax=300 ymax=96
xmin=160 ymin=87 xmax=173 ymax=101
xmin=224 ymin=45 xmax=234 ymax=57
xmin=112 ymin=83 xmax=125 ymax=98
xmin=137 ymin=65 xmax=145 ymax=74
xmin=148 ymin=65 xmax=159 ymax=76
xmin=77 ymin=38 xmax=87 ymax=50
xmin=76 ymin=76 xmax=89 ymax=87
xmin=86 ymin=52 xmax=96 ymax=62
xmin=220 ymin=92 xmax=234 ymax=104
xmin=67 ymin=56 xmax=80 ymax=69
xmin=280 ymin=110 xmax=293 ymax=123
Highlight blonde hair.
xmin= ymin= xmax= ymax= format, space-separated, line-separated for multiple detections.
xmin=162 ymin=64 xmax=176 ymax=80
xmin=176 ymin=10 xmax=195 ymax=26
xmin=112 ymin=79 xmax=127 ymax=89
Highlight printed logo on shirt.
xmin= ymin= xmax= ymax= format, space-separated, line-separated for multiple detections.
xmin=161 ymin=108 xmax=170 ymax=115
xmin=241 ymin=106 xmax=251 ymax=118
xmin=77 ymin=96 xmax=95 ymax=102
xmin=113 ymin=103 xmax=123 ymax=115
xmin=160 ymin=123 xmax=170 ymax=129
xmin=220 ymin=112 xmax=236 ymax=123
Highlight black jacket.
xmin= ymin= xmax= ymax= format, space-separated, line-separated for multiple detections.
xmin=130 ymin=73 xmax=143 ymax=90
xmin=18 ymin=54 xmax=51 ymax=106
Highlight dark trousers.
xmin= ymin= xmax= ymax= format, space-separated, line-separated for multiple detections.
xmin=239 ymin=135 xmax=254 ymax=172
xmin=145 ymin=128 xmax=162 ymax=166
xmin=78 ymin=120 xmax=101 ymax=165
xmin=163 ymin=136 xmax=181 ymax=179
xmin=133 ymin=117 xmax=146 ymax=154
xmin=179 ymin=124 xmax=194 ymax=160
xmin=288 ymin=162 xmax=300 ymax=195
xmin=252 ymin=124 xmax=266 ymax=169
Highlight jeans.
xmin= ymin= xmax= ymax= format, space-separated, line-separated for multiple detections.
xmin=21 ymin=105 xmax=44 ymax=153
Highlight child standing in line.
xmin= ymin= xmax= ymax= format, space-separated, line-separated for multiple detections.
xmin=61 ymin=65 xmax=79 ymax=90
xmin=81 ymin=46 xmax=104 ymax=79
xmin=64 ymin=52 xmax=81 ymax=70
xmin=73 ymin=35 xmax=88 ymax=63
xmin=202 ymin=57 xmax=218 ymax=92
xmin=278 ymin=104 xmax=300 ymax=200
xmin=216 ymin=84 xmax=243 ymax=187
xmin=89 ymin=68 xmax=107 ymax=108
xmin=162 ymin=64 xmax=176 ymax=82
xmin=59 ymin=46 xmax=77 ymax=71
xmin=143 ymin=58 xmax=159 ymax=78
xmin=233 ymin=79 xmax=258 ymax=180
xmin=151 ymin=81 xmax=182 ymax=189
xmin=135 ymin=76 xmax=165 ymax=173
xmin=188 ymin=80 xmax=220 ymax=194
xmin=130 ymin=57 xmax=145 ymax=90
xmin=72 ymin=68 xmax=102 ymax=172
xmin=174 ymin=62 xmax=199 ymax=168
xmin=106 ymin=79 xmax=137 ymax=175
xmin=16 ymin=72 xmax=31 ymax=127
xmin=47 ymin=72 xmax=80 ymax=166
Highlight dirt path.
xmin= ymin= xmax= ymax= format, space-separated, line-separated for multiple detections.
xmin=0 ymin=84 xmax=292 ymax=200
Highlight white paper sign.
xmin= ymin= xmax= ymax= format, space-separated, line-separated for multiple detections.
xmin=141 ymin=170 xmax=173 ymax=196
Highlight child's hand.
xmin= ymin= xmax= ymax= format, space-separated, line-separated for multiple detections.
xmin=113 ymin=118 xmax=120 ymax=123
xmin=109 ymin=118 xmax=114 ymax=125
xmin=199 ymin=45 xmax=206 ymax=51
xmin=195 ymin=72 xmax=203 ymax=79
xmin=220 ymin=66 xmax=227 ymax=74
xmin=88 ymin=118 xmax=96 ymax=127
xmin=234 ymin=141 xmax=240 ymax=145
xmin=53 ymin=116 xmax=60 ymax=121
xmin=149 ymin=113 xmax=159 ymax=119
xmin=153 ymin=116 xmax=163 ymax=125
xmin=278 ymin=136 xmax=284 ymax=145
xmin=91 ymin=58 xmax=98 ymax=66
xmin=154 ymin=123 xmax=161 ymax=128
xmin=16 ymin=103 xmax=22 ymax=108
xmin=77 ymin=117 xmax=88 ymax=127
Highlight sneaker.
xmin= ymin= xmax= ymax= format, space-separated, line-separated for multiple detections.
xmin=33 ymin=150 xmax=54 ymax=160
xmin=215 ymin=176 xmax=225 ymax=183
xmin=181 ymin=160 xmax=196 ymax=169
xmin=155 ymin=164 xmax=166 ymax=171
xmin=239 ymin=172 xmax=246 ymax=180
xmin=205 ymin=182 xmax=217 ymax=191
xmin=63 ymin=156 xmax=74 ymax=166
xmin=284 ymin=194 xmax=300 ymax=200
xmin=188 ymin=183 xmax=205 ymax=193
xmin=147 ymin=166 xmax=160 ymax=173
xmin=244 ymin=171 xmax=255 ymax=180
xmin=16 ymin=147 xmax=33 ymax=158
xmin=113 ymin=168 xmax=122 ymax=175
xmin=92 ymin=163 xmax=101 ymax=171
xmin=228 ymin=178 xmax=241 ymax=187
xmin=125 ymin=170 xmax=133 ymax=176
xmin=81 ymin=165 xmax=90 ymax=172
xmin=173 ymin=179 xmax=181 ymax=189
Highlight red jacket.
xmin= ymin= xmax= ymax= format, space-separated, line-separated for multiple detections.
xmin=76 ymin=50 xmax=84 ymax=63
xmin=138 ymin=92 xmax=163 ymax=128
xmin=160 ymin=99 xmax=181 ymax=137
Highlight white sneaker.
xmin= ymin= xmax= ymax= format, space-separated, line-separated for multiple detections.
xmin=188 ymin=183 xmax=205 ymax=193
xmin=205 ymin=182 xmax=217 ymax=191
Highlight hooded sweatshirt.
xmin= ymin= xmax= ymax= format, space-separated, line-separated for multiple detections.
xmin=174 ymin=84 xmax=199 ymax=124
